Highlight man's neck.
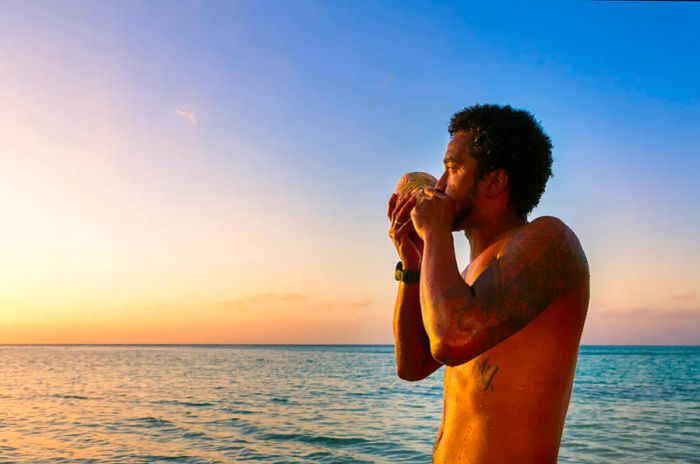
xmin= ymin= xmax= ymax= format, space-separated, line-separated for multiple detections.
xmin=463 ymin=214 xmax=528 ymax=263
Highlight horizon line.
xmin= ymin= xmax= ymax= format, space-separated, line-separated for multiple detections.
xmin=1 ymin=343 xmax=698 ymax=347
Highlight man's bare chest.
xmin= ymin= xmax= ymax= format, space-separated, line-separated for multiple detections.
xmin=463 ymin=239 xmax=508 ymax=284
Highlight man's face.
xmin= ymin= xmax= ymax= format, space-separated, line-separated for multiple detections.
xmin=434 ymin=131 xmax=481 ymax=231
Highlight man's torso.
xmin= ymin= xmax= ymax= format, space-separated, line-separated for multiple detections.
xmin=432 ymin=219 xmax=590 ymax=463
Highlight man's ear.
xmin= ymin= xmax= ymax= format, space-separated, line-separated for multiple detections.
xmin=483 ymin=169 xmax=508 ymax=198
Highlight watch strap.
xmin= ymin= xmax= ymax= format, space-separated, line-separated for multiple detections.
xmin=394 ymin=261 xmax=420 ymax=283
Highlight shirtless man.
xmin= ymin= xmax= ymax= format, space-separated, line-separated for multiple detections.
xmin=387 ymin=104 xmax=590 ymax=463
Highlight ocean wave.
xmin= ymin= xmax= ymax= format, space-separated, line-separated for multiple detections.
xmin=261 ymin=431 xmax=371 ymax=447
xmin=154 ymin=399 xmax=215 ymax=407
xmin=50 ymin=394 xmax=93 ymax=400
xmin=128 ymin=416 xmax=176 ymax=428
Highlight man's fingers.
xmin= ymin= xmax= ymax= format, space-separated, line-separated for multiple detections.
xmin=395 ymin=195 xmax=416 ymax=222
xmin=390 ymin=194 xmax=411 ymax=223
xmin=387 ymin=193 xmax=397 ymax=219
xmin=389 ymin=218 xmax=412 ymax=244
xmin=396 ymin=219 xmax=413 ymax=237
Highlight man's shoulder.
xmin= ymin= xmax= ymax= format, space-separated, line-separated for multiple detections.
xmin=524 ymin=215 xmax=581 ymax=245
xmin=504 ymin=215 xmax=587 ymax=268
xmin=529 ymin=215 xmax=568 ymax=231
xmin=523 ymin=216 xmax=589 ymax=284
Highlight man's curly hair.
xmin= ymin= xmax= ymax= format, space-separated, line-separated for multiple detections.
xmin=448 ymin=104 xmax=553 ymax=219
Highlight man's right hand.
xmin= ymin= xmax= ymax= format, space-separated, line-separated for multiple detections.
xmin=388 ymin=192 xmax=423 ymax=271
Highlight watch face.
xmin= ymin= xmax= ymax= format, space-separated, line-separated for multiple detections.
xmin=395 ymin=261 xmax=418 ymax=283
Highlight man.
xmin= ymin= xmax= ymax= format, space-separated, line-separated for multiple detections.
xmin=387 ymin=104 xmax=590 ymax=463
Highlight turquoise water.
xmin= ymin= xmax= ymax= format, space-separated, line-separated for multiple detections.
xmin=0 ymin=345 xmax=697 ymax=463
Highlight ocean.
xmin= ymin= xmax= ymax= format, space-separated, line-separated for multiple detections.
xmin=0 ymin=345 xmax=697 ymax=463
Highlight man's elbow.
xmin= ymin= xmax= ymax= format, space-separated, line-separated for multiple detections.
xmin=429 ymin=337 xmax=477 ymax=367
xmin=396 ymin=368 xmax=425 ymax=382
xmin=396 ymin=365 xmax=429 ymax=382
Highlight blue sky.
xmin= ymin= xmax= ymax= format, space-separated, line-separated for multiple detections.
xmin=1 ymin=1 xmax=698 ymax=343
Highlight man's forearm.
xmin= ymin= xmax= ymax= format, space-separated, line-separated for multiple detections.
xmin=420 ymin=230 xmax=474 ymax=349
xmin=393 ymin=279 xmax=441 ymax=381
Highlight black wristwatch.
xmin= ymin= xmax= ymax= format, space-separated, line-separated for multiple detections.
xmin=394 ymin=261 xmax=420 ymax=284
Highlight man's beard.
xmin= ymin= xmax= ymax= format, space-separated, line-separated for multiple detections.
xmin=451 ymin=181 xmax=479 ymax=231
xmin=452 ymin=204 xmax=472 ymax=231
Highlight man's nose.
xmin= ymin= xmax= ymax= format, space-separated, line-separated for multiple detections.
xmin=435 ymin=173 xmax=447 ymax=193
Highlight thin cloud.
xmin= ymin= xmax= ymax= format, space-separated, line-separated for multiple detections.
xmin=599 ymin=305 xmax=700 ymax=321
xmin=219 ymin=294 xmax=374 ymax=312
xmin=671 ymin=292 xmax=697 ymax=303
xmin=220 ymin=293 xmax=308 ymax=307
xmin=317 ymin=298 xmax=373 ymax=309
xmin=348 ymin=298 xmax=373 ymax=307
xmin=175 ymin=105 xmax=197 ymax=124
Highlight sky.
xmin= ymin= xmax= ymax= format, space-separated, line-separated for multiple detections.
xmin=1 ymin=0 xmax=698 ymax=344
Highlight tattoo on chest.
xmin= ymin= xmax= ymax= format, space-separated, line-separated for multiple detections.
xmin=473 ymin=357 xmax=500 ymax=392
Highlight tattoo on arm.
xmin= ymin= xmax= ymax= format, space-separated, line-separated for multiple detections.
xmin=441 ymin=218 xmax=590 ymax=346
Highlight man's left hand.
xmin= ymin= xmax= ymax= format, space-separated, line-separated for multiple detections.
xmin=410 ymin=188 xmax=455 ymax=241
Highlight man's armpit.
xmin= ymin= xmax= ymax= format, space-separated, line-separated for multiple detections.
xmin=451 ymin=218 xmax=588 ymax=333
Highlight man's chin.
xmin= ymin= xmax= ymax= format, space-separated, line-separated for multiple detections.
xmin=452 ymin=222 xmax=467 ymax=233
xmin=452 ymin=208 xmax=470 ymax=231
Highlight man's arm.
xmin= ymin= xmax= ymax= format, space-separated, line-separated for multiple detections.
xmin=420 ymin=216 xmax=590 ymax=367
xmin=393 ymin=275 xmax=443 ymax=381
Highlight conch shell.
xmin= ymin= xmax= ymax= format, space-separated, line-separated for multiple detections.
xmin=394 ymin=172 xmax=438 ymax=202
